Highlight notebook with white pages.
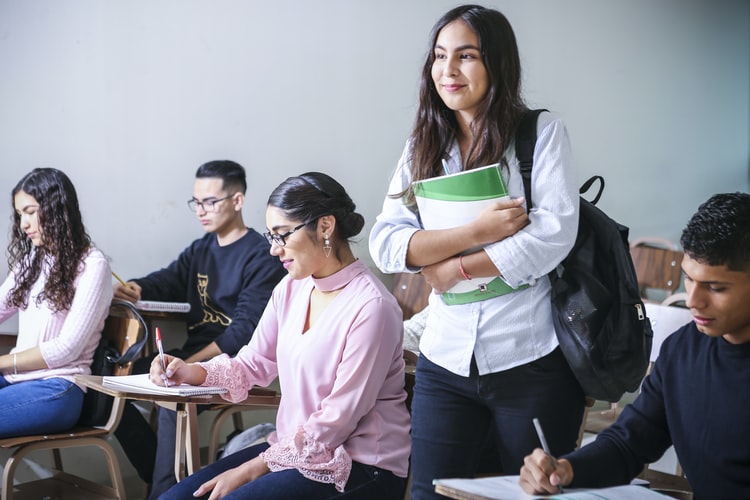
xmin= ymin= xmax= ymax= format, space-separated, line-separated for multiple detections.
xmin=135 ymin=300 xmax=191 ymax=313
xmin=102 ymin=373 xmax=227 ymax=397
xmin=413 ymin=163 xmax=527 ymax=305
xmin=433 ymin=476 xmax=666 ymax=500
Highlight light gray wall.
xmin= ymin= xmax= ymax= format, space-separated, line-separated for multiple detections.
xmin=0 ymin=0 xmax=748 ymax=292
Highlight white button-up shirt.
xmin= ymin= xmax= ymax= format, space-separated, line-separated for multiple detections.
xmin=369 ymin=111 xmax=579 ymax=376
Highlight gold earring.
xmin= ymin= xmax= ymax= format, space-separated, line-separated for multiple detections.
xmin=323 ymin=234 xmax=332 ymax=258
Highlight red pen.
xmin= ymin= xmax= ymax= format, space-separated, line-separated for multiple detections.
xmin=155 ymin=327 xmax=169 ymax=387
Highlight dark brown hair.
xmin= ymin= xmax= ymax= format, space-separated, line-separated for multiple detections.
xmin=267 ymin=172 xmax=364 ymax=260
xmin=403 ymin=4 xmax=527 ymax=202
xmin=7 ymin=168 xmax=92 ymax=312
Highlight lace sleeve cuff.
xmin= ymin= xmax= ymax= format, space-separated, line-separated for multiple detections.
xmin=259 ymin=426 xmax=353 ymax=492
xmin=199 ymin=354 xmax=251 ymax=403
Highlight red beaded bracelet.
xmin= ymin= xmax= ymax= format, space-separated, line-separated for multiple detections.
xmin=458 ymin=255 xmax=472 ymax=280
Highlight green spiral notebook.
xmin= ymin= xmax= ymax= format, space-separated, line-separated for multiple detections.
xmin=413 ymin=164 xmax=526 ymax=305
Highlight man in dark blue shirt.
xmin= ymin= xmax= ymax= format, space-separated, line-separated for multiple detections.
xmin=520 ymin=192 xmax=750 ymax=499
xmin=113 ymin=160 xmax=285 ymax=496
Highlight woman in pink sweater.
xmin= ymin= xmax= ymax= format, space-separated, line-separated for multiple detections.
xmin=153 ymin=172 xmax=410 ymax=500
xmin=0 ymin=168 xmax=112 ymax=437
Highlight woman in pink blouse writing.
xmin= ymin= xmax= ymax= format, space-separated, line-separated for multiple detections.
xmin=153 ymin=172 xmax=411 ymax=500
xmin=0 ymin=168 xmax=113 ymax=437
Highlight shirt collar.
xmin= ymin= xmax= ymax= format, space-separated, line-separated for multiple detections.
xmin=311 ymin=259 xmax=365 ymax=292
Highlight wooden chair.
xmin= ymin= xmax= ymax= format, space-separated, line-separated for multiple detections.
xmin=0 ymin=334 xmax=15 ymax=352
xmin=630 ymin=237 xmax=684 ymax=303
xmin=391 ymin=272 xmax=431 ymax=321
xmin=0 ymin=300 xmax=147 ymax=500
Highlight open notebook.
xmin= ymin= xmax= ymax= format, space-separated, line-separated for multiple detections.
xmin=135 ymin=300 xmax=191 ymax=313
xmin=433 ymin=476 xmax=667 ymax=499
xmin=102 ymin=373 xmax=227 ymax=397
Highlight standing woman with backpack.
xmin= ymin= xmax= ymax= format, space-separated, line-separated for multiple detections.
xmin=369 ymin=5 xmax=585 ymax=499
xmin=0 ymin=168 xmax=113 ymax=437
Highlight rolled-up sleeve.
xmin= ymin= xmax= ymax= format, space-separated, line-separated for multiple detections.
xmin=369 ymin=145 xmax=422 ymax=274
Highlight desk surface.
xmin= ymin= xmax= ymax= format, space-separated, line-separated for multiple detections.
xmin=76 ymin=374 xmax=280 ymax=406
xmin=76 ymin=374 xmax=281 ymax=481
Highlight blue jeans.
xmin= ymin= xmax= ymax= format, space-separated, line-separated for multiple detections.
xmin=159 ymin=442 xmax=407 ymax=500
xmin=0 ymin=375 xmax=84 ymax=438
xmin=409 ymin=349 xmax=585 ymax=500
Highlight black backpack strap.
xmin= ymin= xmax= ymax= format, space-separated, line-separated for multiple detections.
xmin=516 ymin=109 xmax=547 ymax=210
xmin=580 ymin=175 xmax=605 ymax=205
xmin=108 ymin=299 xmax=150 ymax=365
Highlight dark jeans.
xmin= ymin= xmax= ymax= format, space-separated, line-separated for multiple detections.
xmin=409 ymin=348 xmax=585 ymax=500
xmin=159 ymin=442 xmax=407 ymax=500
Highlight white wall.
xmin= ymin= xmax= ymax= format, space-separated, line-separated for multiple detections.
xmin=0 ymin=0 xmax=748 ymax=286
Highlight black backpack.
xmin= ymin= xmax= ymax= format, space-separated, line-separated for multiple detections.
xmin=77 ymin=300 xmax=149 ymax=426
xmin=516 ymin=109 xmax=653 ymax=402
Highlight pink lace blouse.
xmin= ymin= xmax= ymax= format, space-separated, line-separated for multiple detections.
xmin=201 ymin=260 xmax=411 ymax=491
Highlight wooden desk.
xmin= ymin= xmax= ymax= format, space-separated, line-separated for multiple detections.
xmin=434 ymin=484 xmax=484 ymax=500
xmin=433 ymin=476 xmax=519 ymax=500
xmin=76 ymin=375 xmax=280 ymax=480
xmin=138 ymin=309 xmax=188 ymax=323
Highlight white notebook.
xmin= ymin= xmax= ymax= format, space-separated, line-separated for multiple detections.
xmin=135 ymin=300 xmax=191 ymax=313
xmin=413 ymin=164 xmax=519 ymax=304
xmin=102 ymin=373 xmax=227 ymax=397
xmin=433 ymin=476 xmax=665 ymax=500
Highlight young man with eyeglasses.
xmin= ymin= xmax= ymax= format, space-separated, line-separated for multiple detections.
xmin=113 ymin=160 xmax=286 ymax=497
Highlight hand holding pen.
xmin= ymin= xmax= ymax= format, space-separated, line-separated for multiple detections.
xmin=155 ymin=327 xmax=169 ymax=388
xmin=111 ymin=271 xmax=142 ymax=302
xmin=532 ymin=417 xmax=565 ymax=494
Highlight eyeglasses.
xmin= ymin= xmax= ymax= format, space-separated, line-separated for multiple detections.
xmin=187 ymin=194 xmax=234 ymax=212
xmin=263 ymin=222 xmax=307 ymax=247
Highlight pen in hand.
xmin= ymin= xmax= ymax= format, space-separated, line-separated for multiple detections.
xmin=111 ymin=271 xmax=131 ymax=289
xmin=533 ymin=417 xmax=564 ymax=493
xmin=155 ymin=327 xmax=169 ymax=388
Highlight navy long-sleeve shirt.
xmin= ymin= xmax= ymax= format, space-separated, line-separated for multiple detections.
xmin=134 ymin=229 xmax=286 ymax=355
xmin=565 ymin=322 xmax=750 ymax=499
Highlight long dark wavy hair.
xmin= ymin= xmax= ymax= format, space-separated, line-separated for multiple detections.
xmin=7 ymin=168 xmax=93 ymax=312
xmin=403 ymin=4 xmax=528 ymax=202
xmin=267 ymin=172 xmax=365 ymax=261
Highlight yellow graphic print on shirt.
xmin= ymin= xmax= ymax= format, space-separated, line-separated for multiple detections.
xmin=188 ymin=273 xmax=232 ymax=330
